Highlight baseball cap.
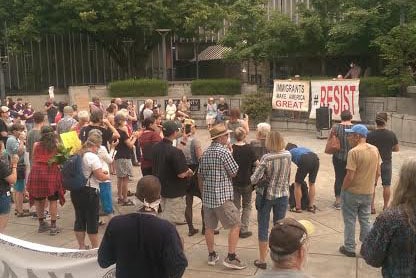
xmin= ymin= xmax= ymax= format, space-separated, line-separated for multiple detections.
xmin=0 ymin=106 xmax=9 ymax=113
xmin=345 ymin=124 xmax=368 ymax=137
xmin=162 ymin=120 xmax=181 ymax=136
xmin=269 ymin=218 xmax=314 ymax=258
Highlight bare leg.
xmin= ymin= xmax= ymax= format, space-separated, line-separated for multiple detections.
xmin=294 ymin=182 xmax=302 ymax=209
xmin=117 ymin=177 xmax=122 ymax=200
xmin=0 ymin=215 xmax=9 ymax=233
xmin=75 ymin=231 xmax=86 ymax=249
xmin=258 ymin=241 xmax=268 ymax=263
xmin=383 ymin=186 xmax=391 ymax=210
xmin=308 ymin=183 xmax=316 ymax=207
xmin=121 ymin=177 xmax=129 ymax=201
xmin=228 ymin=224 xmax=240 ymax=254
xmin=49 ymin=200 xmax=58 ymax=222
xmin=15 ymin=192 xmax=24 ymax=213
xmin=88 ymin=233 xmax=99 ymax=249
xmin=35 ymin=199 xmax=46 ymax=219
xmin=205 ymin=228 xmax=215 ymax=253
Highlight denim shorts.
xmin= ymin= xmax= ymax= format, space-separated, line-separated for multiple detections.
xmin=0 ymin=193 xmax=11 ymax=215
xmin=380 ymin=161 xmax=392 ymax=186
xmin=13 ymin=179 xmax=25 ymax=193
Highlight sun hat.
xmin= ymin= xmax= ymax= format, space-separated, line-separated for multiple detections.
xmin=0 ymin=106 xmax=9 ymax=113
xmin=209 ymin=124 xmax=232 ymax=140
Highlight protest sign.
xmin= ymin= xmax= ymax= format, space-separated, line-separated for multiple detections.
xmin=272 ymin=80 xmax=310 ymax=112
xmin=60 ymin=131 xmax=82 ymax=154
xmin=48 ymin=86 xmax=54 ymax=99
xmin=309 ymin=79 xmax=361 ymax=121
xmin=0 ymin=234 xmax=115 ymax=278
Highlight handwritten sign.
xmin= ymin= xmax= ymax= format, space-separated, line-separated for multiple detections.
xmin=60 ymin=131 xmax=82 ymax=154
xmin=309 ymin=79 xmax=361 ymax=121
xmin=272 ymin=80 xmax=310 ymax=112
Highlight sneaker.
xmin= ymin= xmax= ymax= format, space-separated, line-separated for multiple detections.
xmin=208 ymin=252 xmax=219 ymax=266
xmin=49 ymin=226 xmax=61 ymax=236
xmin=339 ymin=246 xmax=356 ymax=257
xmin=239 ymin=231 xmax=253 ymax=238
xmin=38 ymin=222 xmax=51 ymax=233
xmin=223 ymin=255 xmax=247 ymax=270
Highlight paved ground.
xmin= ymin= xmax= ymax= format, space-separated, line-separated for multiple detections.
xmin=4 ymin=129 xmax=416 ymax=277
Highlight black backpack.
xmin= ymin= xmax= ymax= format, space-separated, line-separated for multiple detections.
xmin=289 ymin=181 xmax=309 ymax=210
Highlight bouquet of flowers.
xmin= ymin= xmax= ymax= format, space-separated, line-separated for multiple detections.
xmin=48 ymin=144 xmax=72 ymax=166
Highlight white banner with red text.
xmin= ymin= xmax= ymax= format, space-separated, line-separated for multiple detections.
xmin=309 ymin=79 xmax=361 ymax=121
xmin=272 ymin=80 xmax=310 ymax=112
xmin=0 ymin=234 xmax=115 ymax=278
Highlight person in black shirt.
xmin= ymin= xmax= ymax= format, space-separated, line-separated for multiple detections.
xmin=79 ymin=110 xmax=119 ymax=150
xmin=152 ymin=120 xmax=193 ymax=224
xmin=216 ymin=97 xmax=229 ymax=124
xmin=232 ymin=127 xmax=257 ymax=238
xmin=44 ymin=98 xmax=58 ymax=125
xmin=0 ymin=154 xmax=19 ymax=233
xmin=367 ymin=112 xmax=399 ymax=212
xmin=0 ymin=106 xmax=10 ymax=145
xmin=98 ymin=175 xmax=188 ymax=278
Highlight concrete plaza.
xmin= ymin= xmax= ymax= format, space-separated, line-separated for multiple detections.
xmin=4 ymin=129 xmax=415 ymax=277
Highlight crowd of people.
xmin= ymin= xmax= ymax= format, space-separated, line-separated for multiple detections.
xmin=0 ymin=94 xmax=414 ymax=278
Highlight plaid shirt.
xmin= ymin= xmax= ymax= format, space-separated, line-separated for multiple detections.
xmin=198 ymin=142 xmax=239 ymax=208
xmin=251 ymin=150 xmax=292 ymax=200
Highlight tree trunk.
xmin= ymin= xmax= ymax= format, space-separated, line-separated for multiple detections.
xmin=320 ymin=56 xmax=326 ymax=76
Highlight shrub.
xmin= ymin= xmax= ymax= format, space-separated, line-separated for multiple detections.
xmin=359 ymin=77 xmax=394 ymax=97
xmin=191 ymin=79 xmax=241 ymax=95
xmin=109 ymin=79 xmax=168 ymax=97
xmin=241 ymin=91 xmax=272 ymax=124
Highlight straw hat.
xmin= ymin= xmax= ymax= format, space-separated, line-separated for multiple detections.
xmin=209 ymin=124 xmax=232 ymax=140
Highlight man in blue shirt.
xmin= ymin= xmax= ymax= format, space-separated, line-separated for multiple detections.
xmin=286 ymin=143 xmax=320 ymax=213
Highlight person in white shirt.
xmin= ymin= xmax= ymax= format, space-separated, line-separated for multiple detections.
xmin=165 ymin=99 xmax=177 ymax=121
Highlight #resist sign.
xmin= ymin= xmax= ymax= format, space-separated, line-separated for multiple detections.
xmin=309 ymin=80 xmax=361 ymax=121
xmin=272 ymin=80 xmax=310 ymax=112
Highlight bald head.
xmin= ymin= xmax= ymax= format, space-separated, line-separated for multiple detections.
xmin=136 ymin=175 xmax=161 ymax=203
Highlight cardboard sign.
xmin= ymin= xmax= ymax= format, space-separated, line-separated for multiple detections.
xmin=60 ymin=131 xmax=82 ymax=154
xmin=272 ymin=80 xmax=310 ymax=112
xmin=309 ymin=80 xmax=361 ymax=121
xmin=48 ymin=86 xmax=54 ymax=99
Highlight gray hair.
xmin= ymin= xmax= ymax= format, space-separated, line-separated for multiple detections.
xmin=257 ymin=122 xmax=271 ymax=139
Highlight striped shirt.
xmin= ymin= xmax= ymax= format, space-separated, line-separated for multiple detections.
xmin=333 ymin=123 xmax=353 ymax=161
xmin=198 ymin=142 xmax=239 ymax=208
xmin=251 ymin=150 xmax=292 ymax=200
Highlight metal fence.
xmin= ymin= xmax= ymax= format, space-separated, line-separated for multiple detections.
xmin=2 ymin=33 xmax=142 ymax=94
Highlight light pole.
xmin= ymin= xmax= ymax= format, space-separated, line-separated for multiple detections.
xmin=155 ymin=29 xmax=171 ymax=81
xmin=0 ymin=55 xmax=7 ymax=104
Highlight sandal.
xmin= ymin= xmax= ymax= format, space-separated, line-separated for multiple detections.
xmin=16 ymin=212 xmax=31 ymax=217
xmin=307 ymin=205 xmax=317 ymax=214
xmin=289 ymin=207 xmax=302 ymax=213
xmin=99 ymin=220 xmax=106 ymax=226
xmin=121 ymin=200 xmax=134 ymax=206
xmin=254 ymin=259 xmax=267 ymax=269
xmin=127 ymin=190 xmax=135 ymax=197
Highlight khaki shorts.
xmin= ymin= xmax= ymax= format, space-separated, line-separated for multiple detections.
xmin=160 ymin=196 xmax=186 ymax=224
xmin=204 ymin=200 xmax=240 ymax=230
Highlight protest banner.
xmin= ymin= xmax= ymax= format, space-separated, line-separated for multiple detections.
xmin=0 ymin=234 xmax=115 ymax=278
xmin=60 ymin=131 xmax=82 ymax=154
xmin=309 ymin=79 xmax=361 ymax=121
xmin=272 ymin=80 xmax=310 ymax=112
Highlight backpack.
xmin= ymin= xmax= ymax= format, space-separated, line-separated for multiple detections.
xmin=289 ymin=181 xmax=309 ymax=210
xmin=61 ymin=154 xmax=90 ymax=191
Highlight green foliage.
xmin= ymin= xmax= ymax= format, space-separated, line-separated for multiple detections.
xmin=359 ymin=77 xmax=394 ymax=97
xmin=191 ymin=79 xmax=241 ymax=95
xmin=48 ymin=144 xmax=72 ymax=166
xmin=109 ymin=79 xmax=168 ymax=97
xmin=374 ymin=23 xmax=416 ymax=95
xmin=241 ymin=92 xmax=271 ymax=123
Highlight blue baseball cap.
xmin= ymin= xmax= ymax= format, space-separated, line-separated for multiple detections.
xmin=345 ymin=124 xmax=368 ymax=137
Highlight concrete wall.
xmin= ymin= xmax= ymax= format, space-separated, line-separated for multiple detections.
xmin=359 ymin=97 xmax=416 ymax=123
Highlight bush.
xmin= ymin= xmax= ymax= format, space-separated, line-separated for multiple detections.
xmin=359 ymin=77 xmax=394 ymax=97
xmin=191 ymin=79 xmax=241 ymax=95
xmin=241 ymin=91 xmax=272 ymax=124
xmin=109 ymin=79 xmax=168 ymax=97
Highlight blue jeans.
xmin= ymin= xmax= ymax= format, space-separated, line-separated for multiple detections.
xmin=341 ymin=190 xmax=372 ymax=252
xmin=0 ymin=193 xmax=11 ymax=215
xmin=99 ymin=182 xmax=113 ymax=215
xmin=256 ymin=193 xmax=288 ymax=241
